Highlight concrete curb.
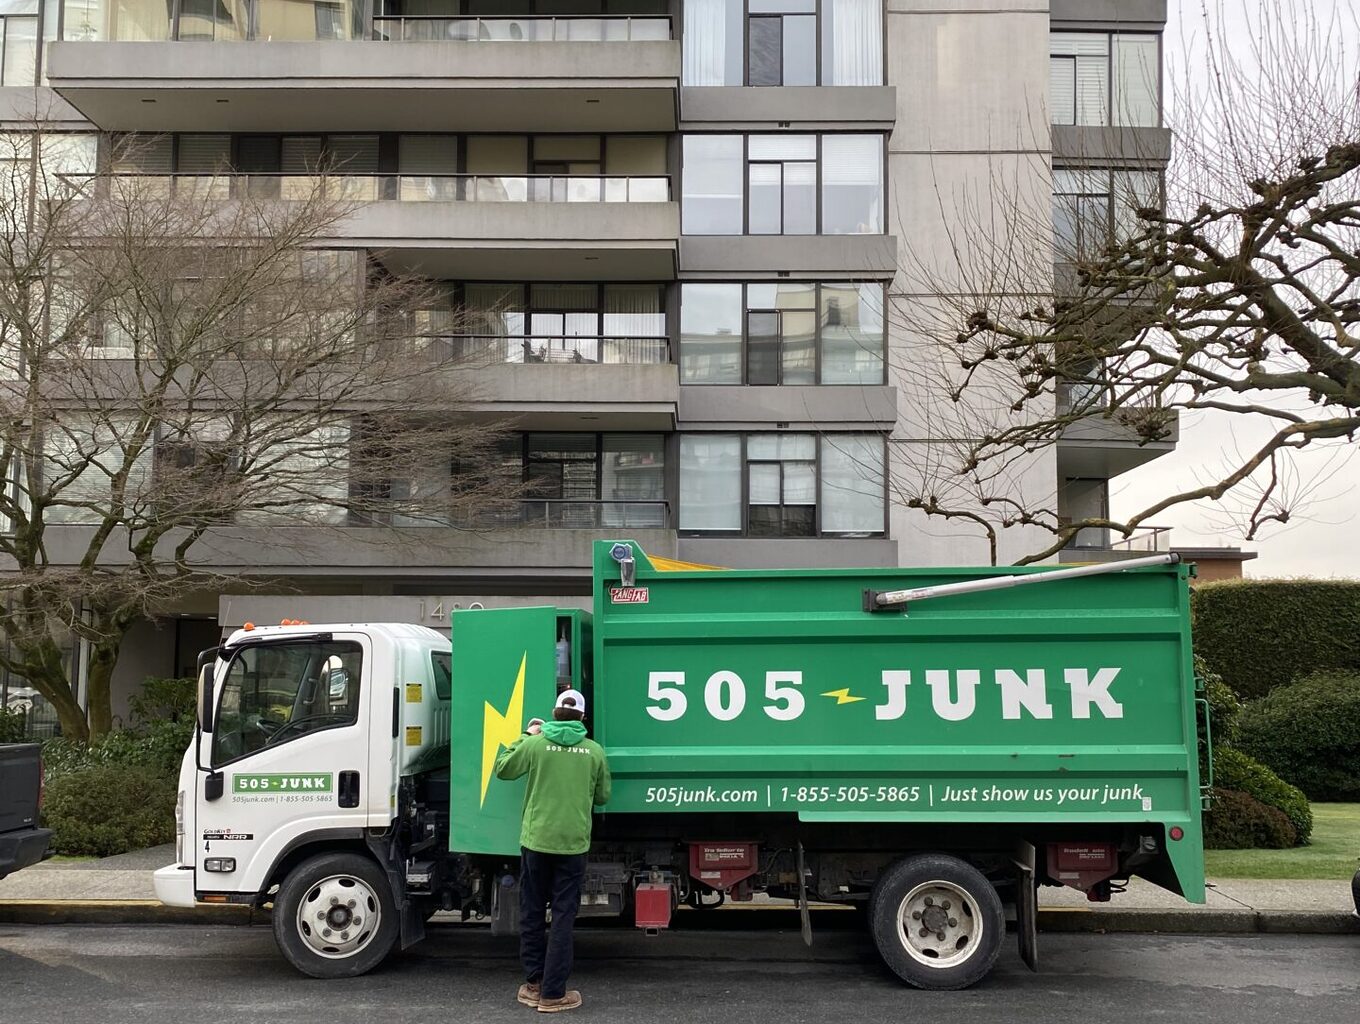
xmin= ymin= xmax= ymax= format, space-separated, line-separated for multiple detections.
xmin=0 ymin=900 xmax=255 ymax=926
xmin=1036 ymin=907 xmax=1360 ymax=935
xmin=2 ymin=900 xmax=1357 ymax=935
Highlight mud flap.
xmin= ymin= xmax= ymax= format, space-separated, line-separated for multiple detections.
xmin=1013 ymin=841 xmax=1038 ymax=972
xmin=797 ymin=841 xmax=813 ymax=947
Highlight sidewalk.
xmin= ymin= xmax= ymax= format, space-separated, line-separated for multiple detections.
xmin=1 ymin=846 xmax=1356 ymax=933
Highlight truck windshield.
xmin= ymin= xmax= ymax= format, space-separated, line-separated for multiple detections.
xmin=211 ymin=640 xmax=363 ymax=766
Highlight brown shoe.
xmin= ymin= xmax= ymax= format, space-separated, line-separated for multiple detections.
xmin=536 ymin=991 xmax=582 ymax=1013
xmin=517 ymin=983 xmax=541 ymax=1007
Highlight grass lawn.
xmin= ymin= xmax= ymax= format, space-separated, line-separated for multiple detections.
xmin=1204 ymin=803 xmax=1360 ymax=880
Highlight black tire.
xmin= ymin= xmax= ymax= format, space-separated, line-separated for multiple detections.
xmin=868 ymin=853 xmax=1004 ymax=990
xmin=272 ymin=852 xmax=399 ymax=979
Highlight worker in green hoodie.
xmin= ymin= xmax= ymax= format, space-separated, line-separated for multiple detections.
xmin=494 ymin=688 xmax=610 ymax=1014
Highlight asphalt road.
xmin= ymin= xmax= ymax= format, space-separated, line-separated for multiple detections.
xmin=0 ymin=921 xmax=1356 ymax=1024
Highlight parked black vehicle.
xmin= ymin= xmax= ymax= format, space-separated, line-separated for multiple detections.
xmin=1352 ymin=867 xmax=1359 ymax=917
xmin=0 ymin=743 xmax=51 ymax=879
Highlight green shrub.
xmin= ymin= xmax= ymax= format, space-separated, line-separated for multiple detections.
xmin=1193 ymin=580 xmax=1360 ymax=699
xmin=0 ymin=706 xmax=24 ymax=743
xmin=42 ymin=764 xmax=177 ymax=857
xmin=1203 ymin=789 xmax=1297 ymax=850
xmin=42 ymin=676 xmax=195 ymax=783
xmin=1238 ymin=670 xmax=1360 ymax=801
xmin=1213 ymin=747 xmax=1312 ymax=844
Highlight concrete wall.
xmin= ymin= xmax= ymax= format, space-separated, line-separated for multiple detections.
xmin=679 ymin=385 xmax=897 ymax=431
xmin=884 ymin=1 xmax=1059 ymax=566
xmin=107 ymin=619 xmax=176 ymax=726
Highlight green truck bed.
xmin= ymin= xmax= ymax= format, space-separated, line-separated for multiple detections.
xmin=450 ymin=541 xmax=1204 ymax=901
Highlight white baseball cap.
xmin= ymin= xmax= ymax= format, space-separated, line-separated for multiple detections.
xmin=555 ymin=689 xmax=586 ymax=715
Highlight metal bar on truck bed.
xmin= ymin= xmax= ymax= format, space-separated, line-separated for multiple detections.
xmin=865 ymin=553 xmax=1180 ymax=611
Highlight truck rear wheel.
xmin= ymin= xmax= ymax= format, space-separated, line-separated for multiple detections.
xmin=272 ymin=852 xmax=399 ymax=979
xmin=869 ymin=853 xmax=1004 ymax=990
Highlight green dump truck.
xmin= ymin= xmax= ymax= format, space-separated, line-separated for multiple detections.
xmin=156 ymin=540 xmax=1205 ymax=990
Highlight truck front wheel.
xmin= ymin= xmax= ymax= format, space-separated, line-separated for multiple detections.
xmin=869 ymin=853 xmax=1004 ymax=990
xmin=272 ymin=852 xmax=399 ymax=979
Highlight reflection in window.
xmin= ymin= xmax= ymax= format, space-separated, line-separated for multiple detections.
xmin=684 ymin=134 xmax=884 ymax=236
xmin=747 ymin=433 xmax=816 ymax=537
xmin=61 ymin=0 xmax=365 ymax=41
xmin=679 ymin=432 xmax=886 ymax=537
xmin=0 ymin=8 xmax=38 ymax=87
xmin=679 ymin=434 xmax=741 ymax=531
xmin=211 ymin=640 xmax=363 ymax=766
xmin=681 ymin=135 xmax=744 ymax=235
xmin=1050 ymin=32 xmax=1159 ymax=128
xmin=680 ymin=281 xmax=885 ymax=385
xmin=684 ymin=0 xmax=882 ymax=87
xmin=1053 ymin=168 xmax=1161 ymax=259
xmin=747 ymin=135 xmax=817 ymax=235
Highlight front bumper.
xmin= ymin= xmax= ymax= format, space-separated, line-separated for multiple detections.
xmin=0 ymin=827 xmax=52 ymax=880
xmin=153 ymin=862 xmax=197 ymax=907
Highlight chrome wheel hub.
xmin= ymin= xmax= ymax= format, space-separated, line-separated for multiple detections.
xmin=296 ymin=874 xmax=381 ymax=960
xmin=895 ymin=880 xmax=982 ymax=969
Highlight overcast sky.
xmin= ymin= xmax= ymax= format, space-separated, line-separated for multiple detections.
xmin=1110 ymin=0 xmax=1359 ymax=578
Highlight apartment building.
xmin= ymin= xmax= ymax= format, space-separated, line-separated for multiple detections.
xmin=0 ymin=0 xmax=1173 ymax=718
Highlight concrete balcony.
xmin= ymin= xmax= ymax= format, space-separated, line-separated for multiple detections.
xmin=1058 ymin=525 xmax=1172 ymax=564
xmin=37 ymin=520 xmax=678 ymax=580
xmin=678 ymin=537 xmax=899 ymax=570
xmin=1055 ymin=388 xmax=1178 ymax=478
xmin=680 ymin=234 xmax=899 ymax=279
xmin=44 ymin=28 xmax=679 ymax=133
xmin=438 ymin=338 xmax=678 ymax=430
xmin=95 ymin=173 xmax=680 ymax=279
xmin=679 ymin=384 xmax=897 ymax=432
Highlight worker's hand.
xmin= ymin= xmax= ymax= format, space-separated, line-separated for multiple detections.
xmin=526 ymin=718 xmax=544 ymax=735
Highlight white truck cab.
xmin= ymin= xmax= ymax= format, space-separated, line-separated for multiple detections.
xmin=155 ymin=621 xmax=452 ymax=976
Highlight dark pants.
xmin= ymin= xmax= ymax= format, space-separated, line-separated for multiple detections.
xmin=519 ymin=848 xmax=587 ymax=999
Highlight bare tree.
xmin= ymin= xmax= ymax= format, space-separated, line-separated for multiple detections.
xmin=888 ymin=0 xmax=1360 ymax=564
xmin=0 ymin=129 xmax=519 ymax=740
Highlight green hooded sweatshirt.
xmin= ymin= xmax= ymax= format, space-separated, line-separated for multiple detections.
xmin=493 ymin=720 xmax=611 ymax=855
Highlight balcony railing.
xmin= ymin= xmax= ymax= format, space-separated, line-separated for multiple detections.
xmin=450 ymin=500 xmax=670 ymax=531
xmin=98 ymin=173 xmax=671 ymax=204
xmin=371 ymin=16 xmax=671 ymax=43
xmin=410 ymin=334 xmax=670 ymax=366
xmin=1067 ymin=525 xmax=1172 ymax=552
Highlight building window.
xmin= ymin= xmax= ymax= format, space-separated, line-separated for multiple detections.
xmin=1050 ymin=32 xmax=1160 ymax=128
xmin=0 ymin=7 xmax=38 ymax=87
xmin=62 ymin=0 xmax=365 ymax=42
xmin=682 ymin=133 xmax=883 ymax=236
xmin=450 ymin=282 xmax=667 ymax=364
xmin=679 ymin=432 xmax=885 ymax=537
xmin=684 ymin=0 xmax=882 ymax=87
xmin=680 ymin=281 xmax=885 ymax=385
xmin=444 ymin=432 xmax=668 ymax=530
xmin=747 ymin=1 xmax=816 ymax=87
xmin=1052 ymin=168 xmax=1161 ymax=259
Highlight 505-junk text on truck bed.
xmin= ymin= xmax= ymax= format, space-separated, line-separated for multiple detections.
xmin=155 ymin=541 xmax=1205 ymax=990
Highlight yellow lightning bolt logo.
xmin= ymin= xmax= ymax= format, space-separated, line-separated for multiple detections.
xmin=820 ymin=687 xmax=866 ymax=705
xmin=479 ymin=652 xmax=527 ymax=807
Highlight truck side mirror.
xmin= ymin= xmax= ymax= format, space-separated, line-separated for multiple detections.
xmin=197 ymin=656 xmax=217 ymax=735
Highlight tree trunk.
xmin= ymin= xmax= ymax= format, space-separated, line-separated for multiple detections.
xmin=85 ymin=640 xmax=119 ymax=739
xmin=22 ymin=663 xmax=89 ymax=744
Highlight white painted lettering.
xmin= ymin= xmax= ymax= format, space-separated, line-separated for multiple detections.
xmin=1067 ymin=667 xmax=1124 ymax=719
xmin=926 ymin=669 xmax=980 ymax=722
xmin=996 ymin=669 xmax=1054 ymax=720
xmin=876 ymin=670 xmax=911 ymax=721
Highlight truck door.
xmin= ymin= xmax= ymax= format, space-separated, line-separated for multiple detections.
xmin=195 ymin=633 xmax=372 ymax=897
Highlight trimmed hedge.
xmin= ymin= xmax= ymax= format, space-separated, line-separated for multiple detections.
xmin=1193 ymin=580 xmax=1360 ymax=699
xmin=1197 ymin=655 xmax=1240 ymax=758
xmin=1238 ymin=670 xmax=1360 ymax=801
xmin=1203 ymin=789 xmax=1297 ymax=850
xmin=1213 ymin=747 xmax=1312 ymax=844
xmin=42 ymin=764 xmax=177 ymax=857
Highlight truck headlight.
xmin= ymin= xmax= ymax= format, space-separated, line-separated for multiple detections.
xmin=175 ymin=790 xmax=185 ymax=865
